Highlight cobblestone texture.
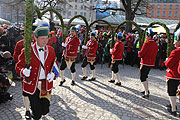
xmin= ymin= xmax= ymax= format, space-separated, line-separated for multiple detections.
xmin=0 ymin=63 xmax=180 ymax=120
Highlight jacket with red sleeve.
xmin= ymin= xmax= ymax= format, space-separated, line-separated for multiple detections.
xmin=110 ymin=40 xmax=124 ymax=60
xmin=83 ymin=40 xmax=98 ymax=58
xmin=63 ymin=35 xmax=80 ymax=58
xmin=178 ymin=60 xmax=180 ymax=75
xmin=138 ymin=40 xmax=158 ymax=66
xmin=13 ymin=37 xmax=36 ymax=62
xmin=15 ymin=43 xmax=58 ymax=95
xmin=165 ymin=47 xmax=180 ymax=80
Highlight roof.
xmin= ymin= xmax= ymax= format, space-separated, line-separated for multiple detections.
xmin=101 ymin=15 xmax=180 ymax=26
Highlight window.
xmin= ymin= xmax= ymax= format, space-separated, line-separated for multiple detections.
xmin=63 ymin=11 xmax=66 ymax=15
xmin=68 ymin=11 xmax=71 ymax=16
xmin=152 ymin=4 xmax=154 ymax=9
xmin=75 ymin=5 xmax=77 ymax=9
xmin=169 ymin=5 xmax=172 ymax=9
xmin=157 ymin=4 xmax=160 ymax=9
xmin=175 ymin=11 xmax=178 ymax=17
xmin=68 ymin=5 xmax=71 ymax=9
xmin=81 ymin=5 xmax=83 ymax=9
xmin=162 ymin=11 xmax=166 ymax=17
xmin=168 ymin=11 xmax=172 ymax=17
xmin=176 ymin=5 xmax=179 ymax=9
xmin=157 ymin=11 xmax=160 ymax=17
xmin=74 ymin=11 xmax=77 ymax=15
xmin=80 ymin=12 xmax=83 ymax=15
xmin=81 ymin=0 xmax=83 ymax=2
xmin=84 ymin=12 xmax=86 ymax=17
xmin=84 ymin=6 xmax=86 ymax=10
xmin=90 ymin=0 xmax=93 ymax=4
xmin=75 ymin=0 xmax=77 ymax=2
xmin=163 ymin=5 xmax=166 ymax=9
xmin=151 ymin=11 xmax=154 ymax=17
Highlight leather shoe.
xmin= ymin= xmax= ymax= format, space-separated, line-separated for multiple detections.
xmin=25 ymin=110 xmax=31 ymax=119
xmin=71 ymin=81 xmax=75 ymax=85
xmin=81 ymin=76 xmax=88 ymax=80
xmin=59 ymin=79 xmax=66 ymax=86
xmin=108 ymin=80 xmax=115 ymax=83
xmin=115 ymin=82 xmax=121 ymax=86
xmin=142 ymin=93 xmax=149 ymax=98
xmin=89 ymin=78 xmax=96 ymax=81
xmin=141 ymin=90 xmax=150 ymax=95
xmin=167 ymin=108 xmax=177 ymax=116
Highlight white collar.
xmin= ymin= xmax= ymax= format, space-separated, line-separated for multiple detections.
xmin=36 ymin=43 xmax=45 ymax=51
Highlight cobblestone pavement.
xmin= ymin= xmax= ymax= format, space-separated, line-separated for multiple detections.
xmin=0 ymin=63 xmax=180 ymax=120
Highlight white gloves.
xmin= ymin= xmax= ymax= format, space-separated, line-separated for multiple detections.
xmin=82 ymin=45 xmax=88 ymax=49
xmin=62 ymin=42 xmax=67 ymax=47
xmin=47 ymin=72 xmax=55 ymax=82
xmin=23 ymin=67 xmax=32 ymax=77
xmin=110 ymin=48 xmax=114 ymax=53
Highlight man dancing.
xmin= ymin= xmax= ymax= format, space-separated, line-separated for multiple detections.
xmin=108 ymin=32 xmax=124 ymax=86
xmin=81 ymin=32 xmax=98 ymax=81
xmin=16 ymin=26 xmax=58 ymax=120
xmin=138 ymin=29 xmax=158 ymax=98
xmin=59 ymin=26 xmax=80 ymax=86
xmin=165 ymin=29 xmax=180 ymax=116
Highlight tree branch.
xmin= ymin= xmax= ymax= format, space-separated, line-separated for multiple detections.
xmin=132 ymin=0 xmax=142 ymax=14
xmin=94 ymin=7 xmax=125 ymax=13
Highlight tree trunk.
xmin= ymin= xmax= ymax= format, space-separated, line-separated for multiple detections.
xmin=124 ymin=0 xmax=134 ymax=33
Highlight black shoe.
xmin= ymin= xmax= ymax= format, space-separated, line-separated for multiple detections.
xmin=141 ymin=91 xmax=150 ymax=95
xmin=89 ymin=78 xmax=96 ymax=81
xmin=81 ymin=76 xmax=88 ymax=80
xmin=59 ymin=79 xmax=66 ymax=86
xmin=166 ymin=104 xmax=177 ymax=111
xmin=108 ymin=80 xmax=115 ymax=83
xmin=71 ymin=81 xmax=75 ymax=85
xmin=115 ymin=82 xmax=121 ymax=86
xmin=167 ymin=108 xmax=177 ymax=116
xmin=142 ymin=93 xmax=149 ymax=98
xmin=25 ymin=110 xmax=31 ymax=119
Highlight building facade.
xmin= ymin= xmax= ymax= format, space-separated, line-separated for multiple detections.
xmin=0 ymin=0 xmax=25 ymax=24
xmin=56 ymin=0 xmax=96 ymax=22
xmin=147 ymin=0 xmax=180 ymax=20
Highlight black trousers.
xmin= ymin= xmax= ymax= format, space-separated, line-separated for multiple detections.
xmin=81 ymin=57 xmax=95 ymax=70
xmin=28 ymin=89 xmax=50 ymax=120
xmin=140 ymin=65 xmax=151 ymax=82
xmin=167 ymin=79 xmax=180 ymax=96
xmin=111 ymin=61 xmax=120 ymax=73
xmin=60 ymin=56 xmax=76 ymax=73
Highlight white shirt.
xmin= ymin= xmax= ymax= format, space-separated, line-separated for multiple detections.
xmin=36 ymin=43 xmax=45 ymax=79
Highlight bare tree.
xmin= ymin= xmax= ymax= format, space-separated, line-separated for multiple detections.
xmin=94 ymin=0 xmax=150 ymax=32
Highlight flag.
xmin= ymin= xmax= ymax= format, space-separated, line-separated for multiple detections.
xmin=52 ymin=59 xmax=60 ymax=77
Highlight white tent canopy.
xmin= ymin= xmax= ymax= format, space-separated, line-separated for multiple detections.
xmin=54 ymin=18 xmax=89 ymax=25
xmin=0 ymin=18 xmax=10 ymax=24
xmin=152 ymin=24 xmax=178 ymax=34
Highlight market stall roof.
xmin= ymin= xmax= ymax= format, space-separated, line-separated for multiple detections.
xmin=101 ymin=15 xmax=179 ymax=26
xmin=0 ymin=18 xmax=11 ymax=24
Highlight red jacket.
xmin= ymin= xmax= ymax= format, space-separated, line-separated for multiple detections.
xmin=138 ymin=40 xmax=158 ymax=66
xmin=178 ymin=61 xmax=180 ymax=75
xmin=83 ymin=40 xmax=98 ymax=58
xmin=15 ymin=43 xmax=58 ymax=95
xmin=63 ymin=36 xmax=80 ymax=58
xmin=13 ymin=37 xmax=36 ymax=62
xmin=165 ymin=47 xmax=180 ymax=80
xmin=110 ymin=40 xmax=124 ymax=60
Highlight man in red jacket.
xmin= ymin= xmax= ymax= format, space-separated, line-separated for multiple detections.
xmin=138 ymin=29 xmax=158 ymax=98
xmin=108 ymin=32 xmax=124 ymax=86
xmin=59 ymin=26 xmax=80 ymax=86
xmin=81 ymin=32 xmax=98 ymax=81
xmin=13 ymin=24 xmax=37 ymax=119
xmin=165 ymin=29 xmax=180 ymax=116
xmin=16 ymin=26 xmax=58 ymax=120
